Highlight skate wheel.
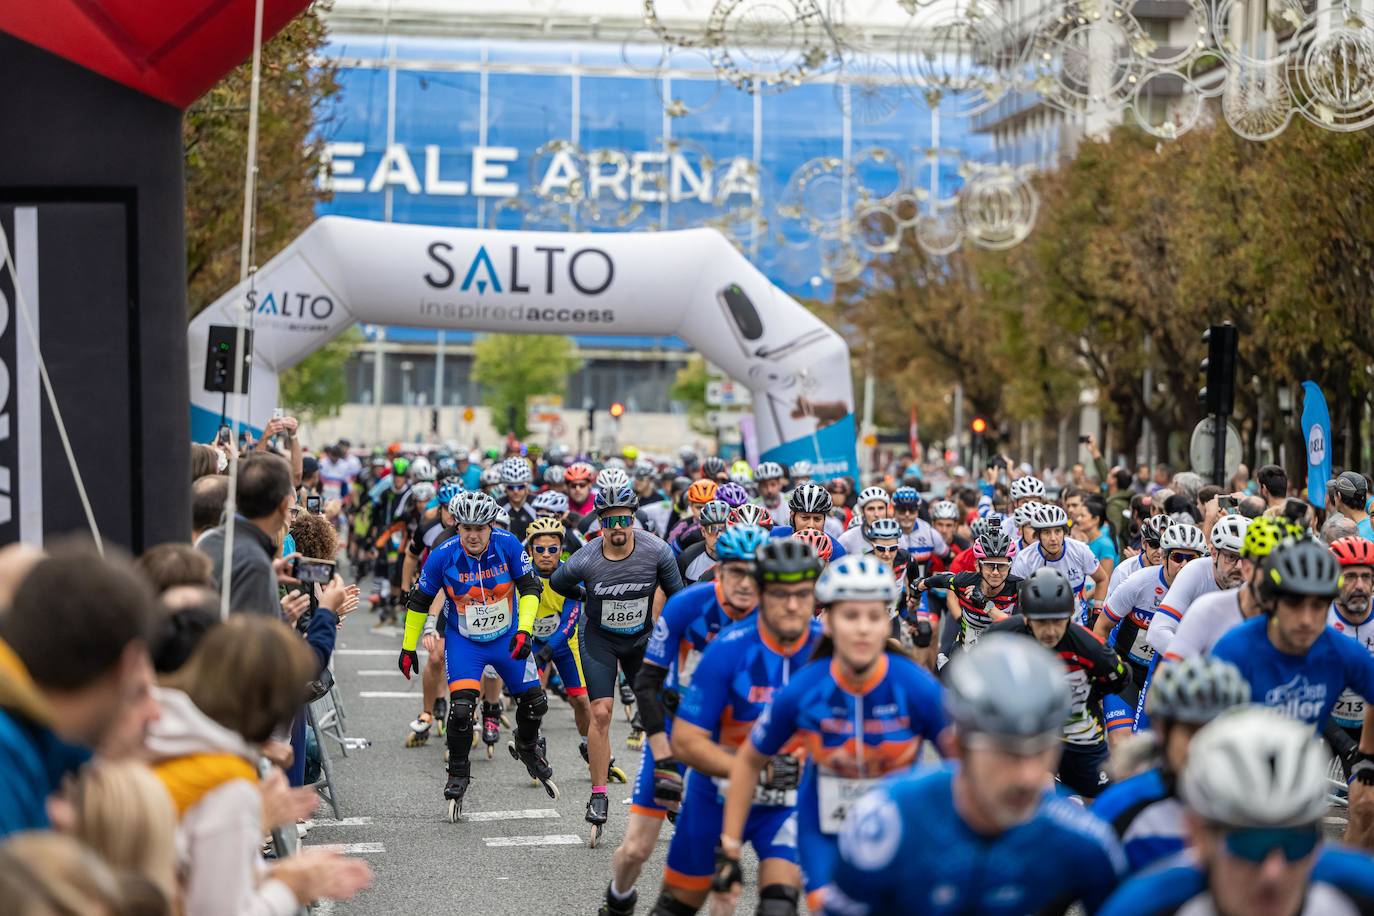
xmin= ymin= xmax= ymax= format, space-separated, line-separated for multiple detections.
xmin=471 ymin=732 xmax=479 ymax=748
xmin=447 ymin=798 xmax=461 ymax=823
xmin=487 ymin=744 xmax=496 ymax=759
xmin=588 ymin=824 xmax=603 ymax=848
xmin=622 ymin=705 xmax=634 ymax=723
xmin=609 ymin=766 xmax=628 ymax=784
xmin=543 ymin=778 xmax=560 ymax=800
xmin=500 ymin=715 xmax=512 ymax=729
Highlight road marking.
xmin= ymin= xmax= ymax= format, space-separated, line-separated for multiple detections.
xmin=359 ymin=691 xmax=422 ymax=699
xmin=482 ymin=834 xmax=583 ymax=847
xmin=1325 ymin=815 xmax=1349 ymax=826
xmin=462 ymin=809 xmax=560 ymax=822
xmin=304 ymin=817 xmax=374 ymax=828
xmin=312 ymin=842 xmax=386 ymax=855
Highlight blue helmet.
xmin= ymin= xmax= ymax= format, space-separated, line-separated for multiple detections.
xmin=716 ymin=525 xmax=769 ymax=563
xmin=437 ymin=477 xmax=463 ymax=507
xmin=595 ymin=483 xmax=639 ymax=515
xmin=892 ymin=486 xmax=921 ymax=508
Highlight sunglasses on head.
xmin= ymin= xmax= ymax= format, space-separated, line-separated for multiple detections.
xmin=601 ymin=514 xmax=634 ymax=529
xmin=531 ymin=544 xmax=561 ymax=555
xmin=1224 ymin=827 xmax=1319 ymax=864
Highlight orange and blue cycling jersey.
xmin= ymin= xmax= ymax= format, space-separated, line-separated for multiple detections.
xmin=748 ymin=651 xmax=946 ymax=908
xmin=416 ymin=528 xmax=537 ymax=645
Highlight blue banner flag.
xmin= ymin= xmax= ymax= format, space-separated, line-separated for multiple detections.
xmin=1301 ymin=380 xmax=1332 ymax=508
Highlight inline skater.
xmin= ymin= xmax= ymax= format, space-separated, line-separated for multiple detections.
xmin=597 ymin=525 xmax=767 ymax=916
xmin=400 ymin=476 xmax=462 ymax=748
xmin=987 ymin=568 xmax=1130 ymax=798
xmin=366 ymin=458 xmax=412 ymax=622
xmin=567 ymin=462 xmax=598 ymax=517
xmin=549 ymin=480 xmax=685 ymax=846
xmin=755 ymin=461 xmax=790 ymax=527
xmin=1092 ymin=656 xmax=1251 ymax=873
xmin=650 ymin=539 xmax=824 ymax=915
xmin=531 ymin=489 xmax=588 ymax=556
xmin=1095 ymin=523 xmax=1207 ymax=708
xmin=497 ymin=456 xmax=537 ymax=542
xmin=835 ymin=487 xmax=893 ymax=555
xmin=716 ymin=554 xmax=946 ymax=912
xmin=914 ymin=529 xmax=1021 ymax=651
xmin=825 ymin=634 xmax=1126 ymax=914
xmin=667 ymin=480 xmax=719 ymax=551
xmin=1326 ymin=536 xmax=1374 ymax=780
xmin=1100 ymin=707 xmax=1374 ymax=915
xmin=1147 ymin=514 xmax=1250 ymax=656
xmin=769 ymin=483 xmax=846 ymax=560
xmin=1010 ymin=503 xmax=1108 ymax=625
xmin=397 ymin=490 xmax=557 ymax=821
xmin=676 ymin=500 xmax=731 ymax=585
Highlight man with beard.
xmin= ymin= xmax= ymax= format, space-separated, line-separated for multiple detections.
xmin=1326 ymin=537 xmax=1374 ymax=786
xmin=825 ymin=633 xmax=1126 ymax=914
xmin=550 ymin=481 xmax=685 ymax=847
xmin=1147 ymin=515 xmax=1250 ymax=657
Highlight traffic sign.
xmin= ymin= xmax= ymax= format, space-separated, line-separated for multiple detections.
xmin=705 ymin=410 xmax=742 ymax=429
xmin=462 ymin=407 xmax=474 ymax=422
xmin=706 ymin=379 xmax=752 ymax=407
xmin=1189 ymin=417 xmax=1242 ymax=481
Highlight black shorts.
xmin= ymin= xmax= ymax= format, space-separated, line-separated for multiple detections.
xmin=1058 ymin=742 xmax=1111 ymax=798
xmin=578 ymin=625 xmax=648 ymax=702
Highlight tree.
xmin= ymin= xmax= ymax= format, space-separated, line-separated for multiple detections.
xmin=183 ymin=5 xmax=338 ymax=316
xmin=472 ymin=335 xmax=582 ymax=439
xmin=670 ymin=355 xmax=716 ymax=435
xmin=279 ymin=327 xmax=361 ymax=420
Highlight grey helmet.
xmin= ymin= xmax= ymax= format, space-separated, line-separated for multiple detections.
xmin=450 ymin=490 xmax=501 ymax=527
xmin=943 ymin=634 xmax=1071 ymax=749
xmin=1010 ymin=476 xmax=1046 ymax=501
xmin=1147 ymin=656 xmax=1250 ymax=726
xmin=863 ymin=518 xmax=902 ymax=542
xmin=930 ymin=500 xmax=960 ymax=521
xmin=754 ymin=461 xmax=786 ymax=481
xmin=698 ymin=500 xmax=731 ymax=526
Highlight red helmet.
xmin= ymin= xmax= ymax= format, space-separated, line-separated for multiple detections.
xmin=1330 ymin=536 xmax=1374 ymax=567
xmin=565 ymin=462 xmax=595 ymax=484
xmin=792 ymin=529 xmax=833 ymax=563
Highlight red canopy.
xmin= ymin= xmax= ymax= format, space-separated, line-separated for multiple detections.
xmin=0 ymin=0 xmax=312 ymax=108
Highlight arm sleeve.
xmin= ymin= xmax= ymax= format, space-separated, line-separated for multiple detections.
xmin=1148 ymin=586 xmax=1185 ymax=655
xmin=633 ymin=661 xmax=674 ymax=738
xmin=1101 ymin=577 xmax=1132 ymax=624
xmin=924 ymin=572 xmax=955 ymax=592
xmin=544 ymin=598 xmax=581 ymax=654
xmin=657 ymin=542 xmax=686 ymax=597
xmin=302 ymin=608 xmax=339 ymax=673
xmin=548 ymin=553 xmax=584 ymax=599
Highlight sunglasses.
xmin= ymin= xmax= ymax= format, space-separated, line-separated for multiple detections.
xmin=569 ymin=482 xmax=590 ymax=489
xmin=1168 ymin=552 xmax=1200 ymax=565
xmin=979 ymin=560 xmax=1011 ymax=571
xmin=531 ymin=544 xmax=561 ymax=555
xmin=601 ymin=514 xmax=634 ymax=529
xmin=1224 ymin=827 xmax=1319 ymax=864
xmin=872 ymin=545 xmax=899 ymax=554
xmin=702 ymin=523 xmax=726 ymax=534
xmin=505 ymin=484 xmax=527 ymax=492
xmin=895 ymin=505 xmax=919 ymax=512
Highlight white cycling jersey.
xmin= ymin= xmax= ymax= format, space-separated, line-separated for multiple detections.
xmin=1102 ymin=565 xmax=1171 ymax=666
xmin=1011 ymin=540 xmax=1101 ymax=622
xmin=1148 ymin=556 xmax=1221 ymax=656
xmin=1328 ymin=603 xmax=1374 ymax=729
xmin=1107 ymin=553 xmax=1148 ymax=600
xmin=1159 ymin=588 xmax=1242 ymax=661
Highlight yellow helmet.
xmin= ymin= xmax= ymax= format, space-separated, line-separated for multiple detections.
xmin=623 ymin=446 xmax=640 ymax=461
xmin=1240 ymin=516 xmax=1305 ymax=560
xmin=524 ymin=516 xmax=566 ymax=545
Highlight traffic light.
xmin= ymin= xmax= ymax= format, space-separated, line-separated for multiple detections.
xmin=203 ymin=325 xmax=253 ymax=394
xmin=609 ymin=402 xmax=625 ymax=420
xmin=1200 ymin=324 xmax=1238 ymax=416
xmin=970 ymin=417 xmax=987 ymax=435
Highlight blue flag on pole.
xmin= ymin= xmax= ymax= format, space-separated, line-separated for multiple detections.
xmin=1301 ymin=380 xmax=1331 ymax=508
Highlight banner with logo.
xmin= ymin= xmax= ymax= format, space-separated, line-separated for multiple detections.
xmin=187 ymin=217 xmax=858 ymax=479
xmin=1301 ymin=380 xmax=1331 ymax=507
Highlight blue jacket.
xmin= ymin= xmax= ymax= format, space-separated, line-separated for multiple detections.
xmin=0 ymin=639 xmax=90 ymax=838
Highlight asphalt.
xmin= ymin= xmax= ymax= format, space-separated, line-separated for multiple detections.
xmin=305 ymin=604 xmax=772 ymax=916
xmin=306 ymin=600 xmax=1353 ymax=916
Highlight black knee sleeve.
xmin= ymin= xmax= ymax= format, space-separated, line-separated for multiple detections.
xmin=446 ymin=689 xmax=478 ymax=775
xmin=649 ymin=890 xmax=699 ymax=916
xmin=516 ymin=685 xmax=548 ymax=744
xmin=755 ymin=885 xmax=799 ymax=916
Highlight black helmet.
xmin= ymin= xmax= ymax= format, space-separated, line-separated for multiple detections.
xmin=703 ymin=456 xmax=727 ymax=478
xmin=944 ymin=635 xmax=1071 ymax=749
xmin=1018 ymin=568 xmax=1074 ymax=620
xmin=1258 ymin=538 xmax=1341 ymax=603
xmin=754 ymin=538 xmax=822 ymax=586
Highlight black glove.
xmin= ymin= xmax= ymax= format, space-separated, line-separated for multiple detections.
xmin=761 ymin=754 xmax=802 ymax=792
xmin=711 ymin=845 xmax=743 ymax=894
xmin=398 ymin=648 xmax=420 ymax=680
xmin=533 ymin=643 xmax=555 ymax=668
xmin=508 ymin=630 xmax=532 ymax=660
xmin=913 ymin=618 xmax=933 ymax=648
xmin=1351 ymin=754 xmax=1374 ymax=786
xmin=652 ymin=757 xmax=684 ymax=812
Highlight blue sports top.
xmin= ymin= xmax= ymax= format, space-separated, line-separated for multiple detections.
xmin=826 ymin=765 xmax=1126 ymax=915
xmin=644 ymin=581 xmax=748 ymax=692
xmin=1212 ymin=615 xmax=1374 ymax=730
xmin=416 ymin=527 xmax=536 ymax=643
xmin=1091 ymin=766 xmax=1185 ymax=875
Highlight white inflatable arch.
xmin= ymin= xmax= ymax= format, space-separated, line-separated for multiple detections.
xmin=187 ymin=216 xmax=857 ymax=477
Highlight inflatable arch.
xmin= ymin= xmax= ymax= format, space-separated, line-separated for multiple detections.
xmin=187 ymin=216 xmax=857 ymax=478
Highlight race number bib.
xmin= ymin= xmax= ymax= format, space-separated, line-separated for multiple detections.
xmin=818 ymin=775 xmax=877 ymax=834
xmin=464 ymin=601 xmax=512 ymax=641
xmin=601 ymin=597 xmax=650 ymax=634
xmin=713 ymin=777 xmax=797 ymax=808
xmin=532 ymin=615 xmax=560 ymax=640
xmin=1333 ymin=689 xmax=1365 ymax=727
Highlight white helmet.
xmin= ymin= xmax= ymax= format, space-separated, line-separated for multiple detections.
xmin=1013 ymin=501 xmax=1043 ymax=529
xmin=1010 ymin=476 xmax=1046 ymax=501
xmin=814 ymin=554 xmax=900 ymax=605
xmin=1182 ymin=707 xmax=1330 ymax=828
xmin=531 ymin=489 xmax=569 ymax=515
xmin=1210 ymin=514 xmax=1250 ymax=554
xmin=1160 ymin=523 xmax=1208 ymax=556
xmin=931 ymin=500 xmax=959 ymax=521
xmin=857 ymin=486 xmax=891 ymax=508
xmin=596 ymin=467 xmax=631 ymax=491
xmin=790 ymin=460 xmax=813 ymax=479
xmin=409 ymin=457 xmax=436 ymax=482
xmin=450 ymin=490 xmax=500 ymax=526
xmin=1030 ymin=503 xmax=1070 ymax=530
xmin=480 ymin=466 xmax=502 ymax=487
xmin=499 ymin=457 xmax=532 ymax=486
xmin=493 ymin=506 xmax=511 ymax=528
xmin=410 ymin=481 xmax=437 ymax=504
xmin=755 ymin=461 xmax=786 ymax=481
